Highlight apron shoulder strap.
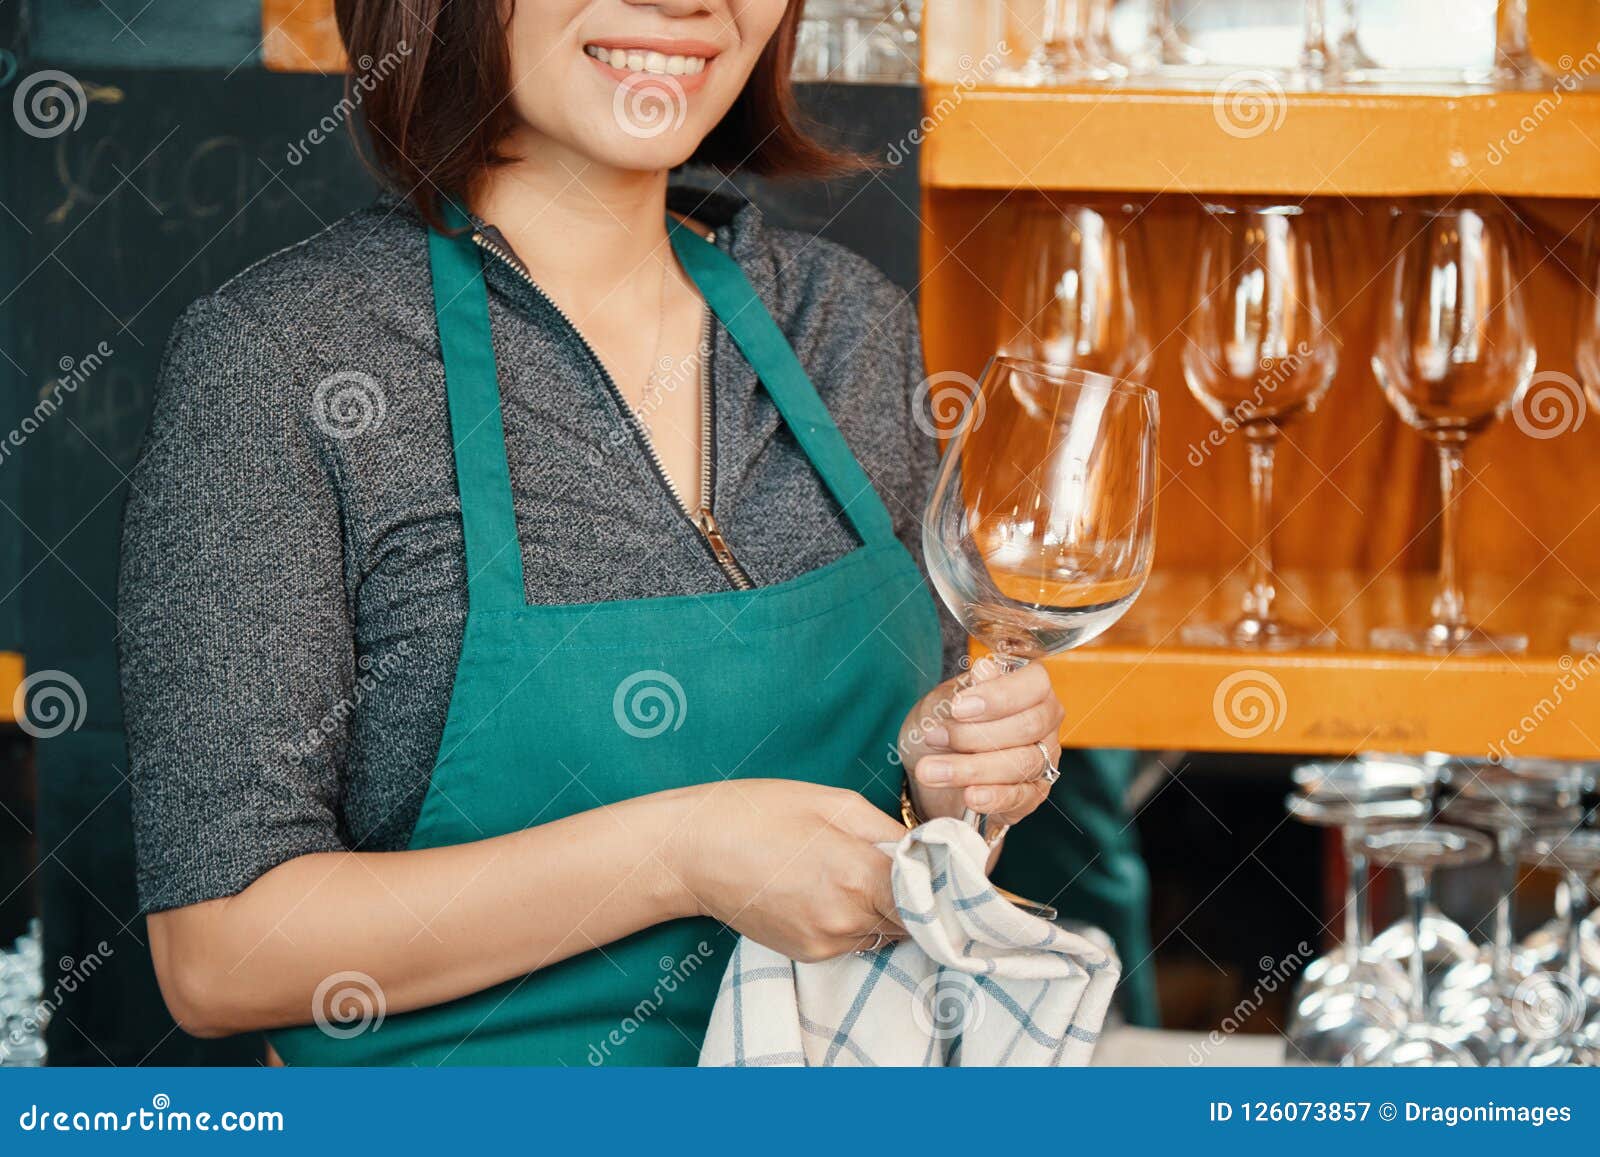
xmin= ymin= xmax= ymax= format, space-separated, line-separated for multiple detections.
xmin=667 ymin=219 xmax=898 ymax=549
xmin=429 ymin=207 xmax=528 ymax=612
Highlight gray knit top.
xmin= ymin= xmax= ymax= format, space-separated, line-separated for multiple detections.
xmin=117 ymin=189 xmax=960 ymax=912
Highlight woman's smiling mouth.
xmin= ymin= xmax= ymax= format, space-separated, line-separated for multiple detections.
xmin=583 ymin=38 xmax=719 ymax=94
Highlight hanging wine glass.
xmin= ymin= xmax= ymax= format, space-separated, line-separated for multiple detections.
xmin=1370 ymin=204 xmax=1536 ymax=656
xmin=1180 ymin=203 xmax=1339 ymax=650
xmin=1515 ymin=832 xmax=1600 ymax=1066
xmin=999 ymin=202 xmax=1153 ymax=384
xmin=1361 ymin=825 xmax=1493 ymax=1066
xmin=922 ymin=357 xmax=1158 ymax=840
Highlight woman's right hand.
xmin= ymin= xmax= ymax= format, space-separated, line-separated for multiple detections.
xmin=667 ymin=779 xmax=908 ymax=963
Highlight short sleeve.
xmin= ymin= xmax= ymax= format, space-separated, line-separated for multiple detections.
xmin=118 ymin=294 xmax=352 ymax=912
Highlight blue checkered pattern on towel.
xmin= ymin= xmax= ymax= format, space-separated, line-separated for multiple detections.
xmin=699 ymin=817 xmax=1121 ymax=1067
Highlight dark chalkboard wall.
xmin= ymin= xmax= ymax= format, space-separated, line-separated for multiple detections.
xmin=0 ymin=39 xmax=922 ymax=1064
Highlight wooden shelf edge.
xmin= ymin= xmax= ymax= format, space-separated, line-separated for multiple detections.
xmin=921 ymin=85 xmax=1600 ymax=197
xmin=1041 ymin=646 xmax=1600 ymax=760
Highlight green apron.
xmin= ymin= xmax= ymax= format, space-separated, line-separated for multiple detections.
xmin=268 ymin=211 xmax=944 ymax=1066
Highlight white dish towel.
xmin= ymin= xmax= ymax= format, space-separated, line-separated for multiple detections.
xmin=699 ymin=816 xmax=1121 ymax=1067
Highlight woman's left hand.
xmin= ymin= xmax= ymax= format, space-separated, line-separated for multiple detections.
xmin=897 ymin=657 xmax=1065 ymax=827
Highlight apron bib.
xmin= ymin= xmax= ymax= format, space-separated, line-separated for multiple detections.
xmin=270 ymin=212 xmax=943 ymax=1066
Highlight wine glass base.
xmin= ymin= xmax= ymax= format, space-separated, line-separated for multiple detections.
xmin=1372 ymin=1024 xmax=1481 ymax=1067
xmin=1181 ymin=618 xmax=1337 ymax=651
xmin=1369 ymin=624 xmax=1527 ymax=656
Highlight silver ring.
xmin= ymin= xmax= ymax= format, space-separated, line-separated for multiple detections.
xmin=854 ymin=932 xmax=887 ymax=957
xmin=1035 ymin=741 xmax=1061 ymax=785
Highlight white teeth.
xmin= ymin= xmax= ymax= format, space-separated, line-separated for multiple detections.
xmin=585 ymin=44 xmax=710 ymax=77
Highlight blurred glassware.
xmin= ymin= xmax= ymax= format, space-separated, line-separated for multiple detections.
xmin=1361 ymin=826 xmax=1494 ymax=1066
xmin=1514 ymin=832 xmax=1600 ymax=1066
xmin=1131 ymin=0 xmax=1206 ymax=73
xmin=1284 ymin=758 xmax=1430 ymax=1065
xmin=0 ymin=920 xmax=46 ymax=1068
xmin=1299 ymin=0 xmax=1334 ymax=82
xmin=793 ymin=0 xmax=922 ymax=83
xmin=999 ymin=202 xmax=1153 ymax=383
xmin=1332 ymin=0 xmax=1379 ymax=79
xmin=1492 ymin=0 xmax=1546 ymax=89
xmin=1370 ymin=204 xmax=1536 ymax=656
xmin=794 ymin=0 xmax=845 ymax=80
xmin=1435 ymin=778 xmax=1586 ymax=1064
xmin=1077 ymin=0 xmax=1128 ymax=81
xmin=1180 ymin=203 xmax=1339 ymax=650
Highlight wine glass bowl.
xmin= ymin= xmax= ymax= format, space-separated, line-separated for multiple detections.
xmin=999 ymin=202 xmax=1152 ymax=385
xmin=923 ymin=358 xmax=1159 ymax=664
xmin=1370 ymin=204 xmax=1536 ymax=656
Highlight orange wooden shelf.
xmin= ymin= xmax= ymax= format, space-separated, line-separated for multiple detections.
xmin=262 ymin=0 xmax=344 ymax=72
xmin=1032 ymin=571 xmax=1600 ymax=760
xmin=0 ymin=652 xmax=23 ymax=726
xmin=921 ymin=83 xmax=1600 ymax=198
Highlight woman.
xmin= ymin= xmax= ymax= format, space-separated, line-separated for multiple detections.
xmin=117 ymin=0 xmax=1068 ymax=1066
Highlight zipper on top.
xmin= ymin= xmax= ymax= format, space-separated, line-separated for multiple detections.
xmin=471 ymin=228 xmax=754 ymax=591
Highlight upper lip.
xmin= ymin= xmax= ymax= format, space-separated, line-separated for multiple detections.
xmin=584 ymin=37 xmax=722 ymax=59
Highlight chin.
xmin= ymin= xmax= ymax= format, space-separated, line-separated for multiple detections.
xmin=580 ymin=127 xmax=707 ymax=176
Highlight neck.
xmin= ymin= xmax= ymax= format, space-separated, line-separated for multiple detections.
xmin=471 ymin=133 xmax=674 ymax=290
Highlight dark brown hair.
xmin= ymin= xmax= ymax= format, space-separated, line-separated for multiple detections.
xmin=334 ymin=0 xmax=853 ymax=230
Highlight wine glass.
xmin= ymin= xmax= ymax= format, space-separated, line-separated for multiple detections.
xmin=1515 ymin=832 xmax=1600 ymax=1066
xmin=1300 ymin=0 xmax=1334 ymax=83
xmin=1132 ymin=0 xmax=1205 ymax=73
xmin=1180 ymin=204 xmax=1339 ymax=650
xmin=1492 ymin=0 xmax=1545 ymax=89
xmin=999 ymin=203 xmax=1153 ymax=385
xmin=1361 ymin=825 xmax=1494 ymax=1066
xmin=1370 ymin=204 xmax=1536 ymax=656
xmin=922 ymin=356 xmax=1159 ymax=837
xmin=1020 ymin=0 xmax=1088 ymax=84
xmin=1572 ymin=229 xmax=1600 ymax=654
xmin=1333 ymin=0 xmax=1379 ymax=79
xmin=1076 ymin=0 xmax=1126 ymax=83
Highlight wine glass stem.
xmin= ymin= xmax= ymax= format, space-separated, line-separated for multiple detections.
xmin=1494 ymin=832 xmax=1516 ymax=983
xmin=1340 ymin=830 xmax=1370 ymax=951
xmin=1564 ymin=869 xmax=1592 ymax=989
xmin=1149 ymin=0 xmax=1175 ymax=42
xmin=960 ymin=651 xmax=1030 ymax=836
xmin=1244 ymin=436 xmax=1280 ymax=627
xmin=1302 ymin=0 xmax=1330 ymax=72
xmin=1039 ymin=0 xmax=1080 ymax=69
xmin=1403 ymin=863 xmax=1430 ymax=1022
xmin=1431 ymin=442 xmax=1468 ymax=629
xmin=1496 ymin=0 xmax=1534 ymax=72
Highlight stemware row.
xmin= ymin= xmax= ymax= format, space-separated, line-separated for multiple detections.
xmin=999 ymin=198 xmax=1595 ymax=655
